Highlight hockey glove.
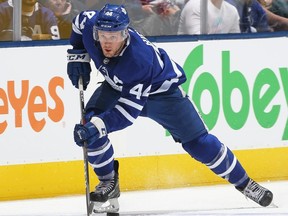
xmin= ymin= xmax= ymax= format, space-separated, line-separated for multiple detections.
xmin=73 ymin=117 xmax=107 ymax=147
xmin=67 ymin=49 xmax=91 ymax=90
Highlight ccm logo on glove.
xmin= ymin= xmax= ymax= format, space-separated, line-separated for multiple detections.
xmin=67 ymin=53 xmax=90 ymax=62
xmin=67 ymin=49 xmax=91 ymax=90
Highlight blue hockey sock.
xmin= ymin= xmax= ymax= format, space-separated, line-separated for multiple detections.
xmin=182 ymin=133 xmax=249 ymax=187
xmin=87 ymin=136 xmax=115 ymax=181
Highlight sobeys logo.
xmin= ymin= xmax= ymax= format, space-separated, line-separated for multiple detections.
xmin=182 ymin=45 xmax=288 ymax=140
xmin=0 ymin=77 xmax=64 ymax=134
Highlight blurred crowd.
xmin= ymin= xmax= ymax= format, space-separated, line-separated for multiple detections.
xmin=1 ymin=0 xmax=288 ymax=41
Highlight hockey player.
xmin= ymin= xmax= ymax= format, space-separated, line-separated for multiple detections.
xmin=67 ymin=3 xmax=273 ymax=213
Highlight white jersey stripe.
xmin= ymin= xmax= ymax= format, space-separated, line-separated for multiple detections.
xmin=150 ymin=58 xmax=183 ymax=95
xmin=155 ymin=51 xmax=164 ymax=69
xmin=171 ymin=59 xmax=183 ymax=78
xmin=115 ymin=105 xmax=136 ymax=123
xmin=89 ymin=155 xmax=114 ymax=168
xmin=87 ymin=141 xmax=112 ymax=157
xmin=72 ymin=23 xmax=82 ymax=35
xmin=206 ymin=145 xmax=228 ymax=169
xmin=72 ymin=14 xmax=82 ymax=35
xmin=219 ymin=156 xmax=237 ymax=177
xmin=150 ymin=78 xmax=179 ymax=95
xmin=118 ymin=97 xmax=143 ymax=111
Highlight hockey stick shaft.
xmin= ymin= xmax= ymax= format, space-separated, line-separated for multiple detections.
xmin=78 ymin=76 xmax=91 ymax=216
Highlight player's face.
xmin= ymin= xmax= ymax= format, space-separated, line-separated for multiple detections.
xmin=98 ymin=31 xmax=126 ymax=58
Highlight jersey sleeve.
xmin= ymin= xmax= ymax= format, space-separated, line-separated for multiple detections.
xmin=98 ymin=63 xmax=153 ymax=134
xmin=95 ymin=30 xmax=185 ymax=133
xmin=70 ymin=10 xmax=97 ymax=49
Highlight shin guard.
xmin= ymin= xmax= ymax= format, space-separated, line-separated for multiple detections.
xmin=87 ymin=136 xmax=115 ymax=181
xmin=182 ymin=133 xmax=249 ymax=187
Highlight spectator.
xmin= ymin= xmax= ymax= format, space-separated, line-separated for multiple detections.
xmin=40 ymin=0 xmax=86 ymax=39
xmin=137 ymin=0 xmax=182 ymax=36
xmin=122 ymin=0 xmax=155 ymax=34
xmin=129 ymin=0 xmax=160 ymax=35
xmin=151 ymin=0 xmax=182 ymax=35
xmin=84 ymin=0 xmax=180 ymax=36
xmin=175 ymin=0 xmax=188 ymax=9
xmin=83 ymin=1 xmax=147 ymax=33
xmin=226 ymin=0 xmax=272 ymax=32
xmin=0 ymin=0 xmax=60 ymax=41
xmin=83 ymin=0 xmax=182 ymax=36
xmin=257 ymin=0 xmax=288 ymax=31
xmin=264 ymin=0 xmax=288 ymax=18
xmin=178 ymin=0 xmax=240 ymax=35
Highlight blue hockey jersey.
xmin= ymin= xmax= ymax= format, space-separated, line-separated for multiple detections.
xmin=0 ymin=0 xmax=60 ymax=40
xmin=70 ymin=10 xmax=186 ymax=133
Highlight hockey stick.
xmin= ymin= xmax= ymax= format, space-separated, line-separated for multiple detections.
xmin=78 ymin=76 xmax=91 ymax=216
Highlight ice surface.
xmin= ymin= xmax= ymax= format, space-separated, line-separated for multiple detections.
xmin=0 ymin=180 xmax=287 ymax=216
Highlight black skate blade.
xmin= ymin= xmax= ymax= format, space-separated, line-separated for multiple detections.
xmin=106 ymin=213 xmax=120 ymax=216
xmin=89 ymin=213 xmax=119 ymax=216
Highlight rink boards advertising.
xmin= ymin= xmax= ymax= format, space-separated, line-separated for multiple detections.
xmin=0 ymin=36 xmax=287 ymax=200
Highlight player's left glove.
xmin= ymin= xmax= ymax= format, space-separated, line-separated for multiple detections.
xmin=73 ymin=117 xmax=107 ymax=147
xmin=67 ymin=49 xmax=91 ymax=90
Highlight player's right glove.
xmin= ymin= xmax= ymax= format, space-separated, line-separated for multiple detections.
xmin=67 ymin=49 xmax=91 ymax=90
xmin=73 ymin=116 xmax=107 ymax=147
xmin=74 ymin=122 xmax=99 ymax=147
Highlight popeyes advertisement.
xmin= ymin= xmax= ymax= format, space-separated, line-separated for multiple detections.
xmin=0 ymin=37 xmax=287 ymax=165
xmin=0 ymin=77 xmax=64 ymax=134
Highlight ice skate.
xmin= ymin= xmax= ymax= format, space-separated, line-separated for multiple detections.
xmin=237 ymin=179 xmax=273 ymax=207
xmin=89 ymin=160 xmax=120 ymax=214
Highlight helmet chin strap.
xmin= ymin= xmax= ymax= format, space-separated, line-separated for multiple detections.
xmin=114 ymin=30 xmax=129 ymax=57
xmin=121 ymin=29 xmax=128 ymax=40
xmin=113 ymin=37 xmax=127 ymax=57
